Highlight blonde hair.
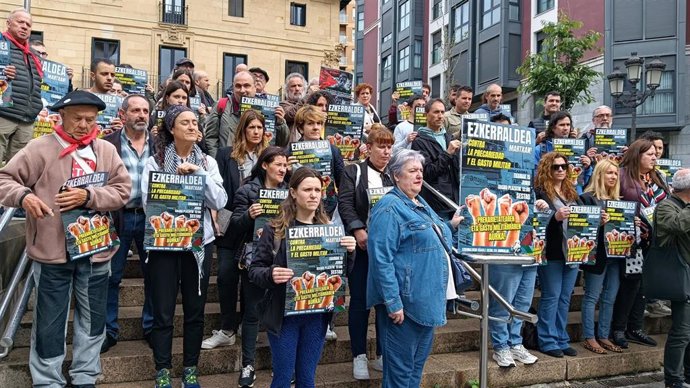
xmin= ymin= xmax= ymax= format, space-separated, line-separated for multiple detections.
xmin=585 ymin=159 xmax=620 ymax=200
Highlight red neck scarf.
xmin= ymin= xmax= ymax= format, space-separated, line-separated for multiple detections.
xmin=2 ymin=31 xmax=43 ymax=79
xmin=54 ymin=124 xmax=99 ymax=158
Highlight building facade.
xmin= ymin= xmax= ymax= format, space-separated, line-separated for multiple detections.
xmin=2 ymin=0 xmax=350 ymax=98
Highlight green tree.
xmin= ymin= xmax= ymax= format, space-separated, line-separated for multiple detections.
xmin=517 ymin=12 xmax=602 ymax=111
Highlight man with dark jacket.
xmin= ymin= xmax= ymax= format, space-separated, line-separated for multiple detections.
xmin=101 ymin=94 xmax=155 ymax=353
xmin=529 ymin=91 xmax=561 ymax=142
xmin=411 ymin=98 xmax=461 ymax=218
xmin=0 ymin=9 xmax=43 ymax=162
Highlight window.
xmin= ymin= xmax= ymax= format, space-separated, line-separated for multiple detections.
xmin=29 ymin=31 xmax=43 ymax=43
xmin=162 ymin=0 xmax=185 ymax=25
xmin=93 ymin=38 xmax=120 ymax=66
xmin=357 ymin=11 xmax=364 ymax=32
xmin=222 ymin=53 xmax=247 ymax=92
xmin=509 ymin=0 xmax=520 ymax=20
xmin=432 ymin=31 xmax=442 ymax=65
xmin=537 ymin=0 xmax=554 ymax=14
xmin=290 ymin=3 xmax=306 ymax=26
xmin=399 ymin=1 xmax=410 ymax=32
xmin=535 ymin=30 xmax=547 ymax=54
xmin=398 ymin=46 xmax=410 ymax=73
xmin=431 ymin=75 xmax=441 ymax=99
xmin=432 ymin=0 xmax=442 ymax=20
xmin=637 ymin=71 xmax=675 ymax=115
xmin=481 ymin=0 xmax=500 ymax=29
xmin=413 ymin=40 xmax=422 ymax=69
xmin=229 ymin=0 xmax=243 ymax=17
xmin=452 ymin=2 xmax=469 ymax=43
xmin=158 ymin=46 xmax=186 ymax=85
xmin=285 ymin=60 xmax=309 ymax=80
xmin=382 ymin=55 xmax=391 ymax=80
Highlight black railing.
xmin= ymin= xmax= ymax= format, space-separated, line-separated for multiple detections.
xmin=160 ymin=2 xmax=187 ymax=25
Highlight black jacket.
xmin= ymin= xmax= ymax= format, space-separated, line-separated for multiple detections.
xmin=0 ymin=41 xmax=42 ymax=123
xmin=411 ymin=131 xmax=459 ymax=215
xmin=536 ymin=188 xmax=584 ymax=262
xmin=102 ymin=129 xmax=155 ymax=235
xmin=528 ymin=113 xmax=551 ymax=135
xmin=579 ymin=192 xmax=608 ymax=274
xmin=214 ymin=146 xmax=244 ymax=248
xmin=230 ymin=176 xmax=288 ymax=248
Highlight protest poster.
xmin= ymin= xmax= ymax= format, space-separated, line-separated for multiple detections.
xmin=62 ymin=173 xmax=119 ymax=260
xmin=319 ymin=67 xmax=353 ymax=104
xmin=394 ymin=80 xmax=422 ymax=101
xmin=565 ymin=205 xmax=601 ymax=265
xmin=641 ymin=205 xmax=655 ymax=228
xmin=285 ymin=224 xmax=347 ymax=315
xmin=458 ymin=119 xmax=535 ymax=254
xmin=114 ymin=66 xmax=147 ymax=95
xmin=189 ymin=96 xmax=202 ymax=118
xmin=145 ymin=172 xmax=205 ymax=252
xmin=265 ymin=94 xmax=280 ymax=102
xmin=529 ymin=210 xmax=553 ymax=266
xmin=33 ymin=60 xmax=69 ymax=138
xmin=657 ymin=159 xmax=682 ymax=186
xmin=367 ymin=187 xmax=393 ymax=211
xmin=604 ymin=200 xmax=636 ymax=259
xmin=289 ymin=140 xmax=336 ymax=212
xmin=412 ymin=106 xmax=426 ymax=132
xmin=0 ymin=39 xmax=12 ymax=108
xmin=553 ymin=138 xmax=586 ymax=186
xmin=240 ymin=96 xmax=280 ymax=145
xmin=594 ymin=128 xmax=628 ymax=155
xmin=253 ymin=189 xmax=289 ymax=243
xmin=325 ymin=104 xmax=364 ymax=161
xmin=93 ymin=93 xmax=123 ymax=137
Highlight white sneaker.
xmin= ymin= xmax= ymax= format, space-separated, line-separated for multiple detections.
xmin=352 ymin=354 xmax=370 ymax=380
xmin=647 ymin=300 xmax=672 ymax=316
xmin=370 ymin=355 xmax=383 ymax=371
xmin=493 ymin=348 xmax=516 ymax=368
xmin=510 ymin=344 xmax=538 ymax=365
xmin=325 ymin=326 xmax=337 ymax=341
xmin=201 ymin=329 xmax=235 ymax=349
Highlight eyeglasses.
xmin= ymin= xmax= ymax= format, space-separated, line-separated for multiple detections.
xmin=36 ymin=51 xmax=48 ymax=58
xmin=595 ymin=113 xmax=611 ymax=118
xmin=552 ymin=164 xmax=569 ymax=171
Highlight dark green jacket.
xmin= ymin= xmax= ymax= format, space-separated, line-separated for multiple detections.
xmin=655 ymin=194 xmax=690 ymax=265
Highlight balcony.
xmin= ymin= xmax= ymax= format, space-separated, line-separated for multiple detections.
xmin=160 ymin=2 xmax=187 ymax=26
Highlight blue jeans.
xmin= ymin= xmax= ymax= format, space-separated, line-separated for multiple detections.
xmin=268 ymin=314 xmax=328 ymax=388
xmin=29 ymin=258 xmax=110 ymax=388
xmin=376 ymin=307 xmax=435 ymax=388
xmin=537 ymin=260 xmax=579 ymax=352
xmin=581 ymin=260 xmax=621 ymax=339
xmin=488 ymin=264 xmax=537 ymax=350
xmin=106 ymin=209 xmax=152 ymax=338
xmin=664 ymin=299 xmax=690 ymax=386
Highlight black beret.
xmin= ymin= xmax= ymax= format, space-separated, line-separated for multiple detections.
xmin=249 ymin=67 xmax=269 ymax=82
xmin=49 ymin=90 xmax=106 ymax=111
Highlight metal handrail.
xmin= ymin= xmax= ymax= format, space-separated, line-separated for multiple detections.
xmin=0 ymin=266 xmax=33 ymax=359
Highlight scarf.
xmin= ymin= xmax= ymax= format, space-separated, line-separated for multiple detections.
xmin=54 ymin=124 xmax=99 ymax=158
xmin=2 ymin=32 xmax=43 ymax=79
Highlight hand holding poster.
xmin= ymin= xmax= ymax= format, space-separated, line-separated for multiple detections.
xmin=325 ymin=104 xmax=364 ymax=161
xmin=93 ymin=93 xmax=123 ymax=137
xmin=553 ymin=138 xmax=586 ymax=186
xmin=565 ymin=205 xmax=601 ymax=265
xmin=33 ymin=60 xmax=69 ymax=138
xmin=319 ymin=67 xmax=353 ymax=104
xmin=395 ymin=80 xmax=422 ymax=101
xmin=458 ymin=120 xmax=535 ymax=254
xmin=286 ymin=224 xmax=347 ymax=315
xmin=145 ymin=172 xmax=205 ymax=252
xmin=254 ymin=189 xmax=289 ymax=242
xmin=0 ymin=39 xmax=12 ymax=108
xmin=656 ymin=159 xmax=682 ymax=186
xmin=530 ymin=210 xmax=553 ymax=265
xmin=240 ymin=96 xmax=279 ymax=145
xmin=115 ymin=66 xmax=147 ymax=95
xmin=604 ymin=200 xmax=636 ymax=258
xmin=62 ymin=173 xmax=119 ymax=260
xmin=594 ymin=128 xmax=627 ymax=156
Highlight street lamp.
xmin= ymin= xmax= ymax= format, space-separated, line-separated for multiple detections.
xmin=606 ymin=52 xmax=666 ymax=138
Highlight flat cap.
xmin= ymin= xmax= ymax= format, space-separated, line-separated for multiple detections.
xmin=175 ymin=57 xmax=195 ymax=67
xmin=49 ymin=90 xmax=106 ymax=111
xmin=249 ymin=67 xmax=269 ymax=82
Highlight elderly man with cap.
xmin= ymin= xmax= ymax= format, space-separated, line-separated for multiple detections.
xmin=0 ymin=90 xmax=131 ymax=388
xmin=249 ymin=67 xmax=270 ymax=96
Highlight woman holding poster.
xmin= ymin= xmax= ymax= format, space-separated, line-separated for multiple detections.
xmin=367 ymin=149 xmax=461 ymax=388
xmin=534 ymin=152 xmax=583 ymax=358
xmin=580 ymin=160 xmax=620 ymax=354
xmin=142 ymin=104 xmax=227 ymax=388
xmin=353 ymin=83 xmax=380 ymax=134
xmin=249 ymin=168 xmax=356 ymax=388
xmin=337 ymin=127 xmax=394 ymax=380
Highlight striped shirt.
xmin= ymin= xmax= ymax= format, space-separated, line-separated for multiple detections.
xmin=120 ymin=130 xmax=150 ymax=208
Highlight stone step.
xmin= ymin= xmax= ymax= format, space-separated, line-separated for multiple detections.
xmin=96 ymin=335 xmax=666 ymax=388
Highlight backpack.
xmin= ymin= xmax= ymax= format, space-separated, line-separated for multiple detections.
xmin=216 ymin=97 xmax=230 ymax=115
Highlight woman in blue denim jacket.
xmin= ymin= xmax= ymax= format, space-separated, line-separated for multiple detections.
xmin=367 ymin=149 xmax=461 ymax=388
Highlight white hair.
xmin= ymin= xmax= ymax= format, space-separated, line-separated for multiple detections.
xmin=284 ymin=72 xmax=307 ymax=100
xmin=672 ymin=169 xmax=690 ymax=192
xmin=388 ymin=149 xmax=425 ymax=185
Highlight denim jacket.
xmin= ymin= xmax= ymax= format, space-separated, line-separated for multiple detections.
xmin=366 ymin=186 xmax=451 ymax=327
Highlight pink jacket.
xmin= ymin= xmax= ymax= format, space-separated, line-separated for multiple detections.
xmin=0 ymin=135 xmax=131 ymax=264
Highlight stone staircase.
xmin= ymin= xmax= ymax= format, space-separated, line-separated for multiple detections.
xmin=0 ymin=255 xmax=669 ymax=387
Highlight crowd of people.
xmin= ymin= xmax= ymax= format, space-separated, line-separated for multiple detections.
xmin=1 ymin=7 xmax=690 ymax=388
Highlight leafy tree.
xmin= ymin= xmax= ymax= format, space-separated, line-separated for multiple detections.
xmin=517 ymin=12 xmax=602 ymax=111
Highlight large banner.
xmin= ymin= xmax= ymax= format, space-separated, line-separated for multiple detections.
xmin=114 ymin=66 xmax=147 ymax=95
xmin=325 ymin=104 xmax=364 ymax=161
xmin=62 ymin=173 xmax=118 ymax=260
xmin=604 ymin=200 xmax=636 ymax=259
xmin=240 ymin=96 xmax=279 ymax=145
xmin=33 ymin=60 xmax=69 ymax=138
xmin=253 ymin=189 xmax=289 ymax=242
xmin=458 ymin=119 xmax=535 ymax=254
xmin=93 ymin=93 xmax=123 ymax=137
xmin=285 ymin=224 xmax=347 ymax=315
xmin=657 ymin=159 xmax=682 ymax=187
xmin=594 ymin=128 xmax=628 ymax=155
xmin=145 ymin=172 xmax=205 ymax=252
xmin=0 ymin=39 xmax=12 ymax=108
xmin=319 ymin=67 xmax=353 ymax=104
xmin=565 ymin=205 xmax=601 ymax=265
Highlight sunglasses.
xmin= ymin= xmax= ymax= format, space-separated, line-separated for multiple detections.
xmin=552 ymin=163 xmax=569 ymax=171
